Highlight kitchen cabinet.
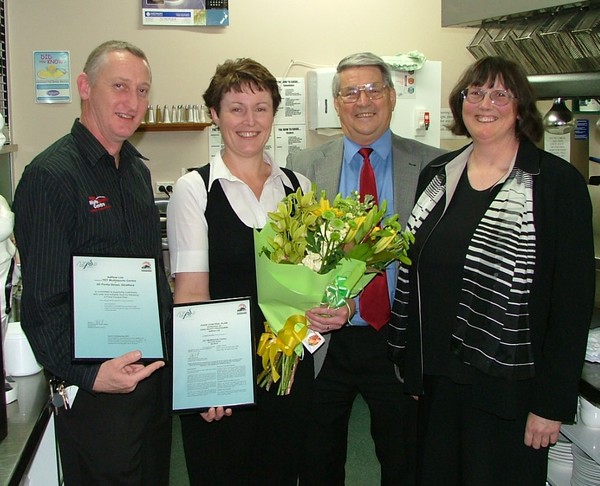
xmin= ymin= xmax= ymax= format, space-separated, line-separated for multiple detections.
xmin=0 ymin=371 xmax=59 ymax=486
xmin=442 ymin=0 xmax=577 ymax=27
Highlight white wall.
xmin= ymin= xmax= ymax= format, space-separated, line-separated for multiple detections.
xmin=6 ymin=0 xmax=475 ymax=191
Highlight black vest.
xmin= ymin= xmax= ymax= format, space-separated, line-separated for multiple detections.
xmin=196 ymin=165 xmax=300 ymax=334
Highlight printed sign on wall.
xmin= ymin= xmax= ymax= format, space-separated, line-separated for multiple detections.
xmin=142 ymin=0 xmax=229 ymax=26
xmin=34 ymin=51 xmax=71 ymax=103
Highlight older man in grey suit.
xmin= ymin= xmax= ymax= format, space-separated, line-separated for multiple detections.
xmin=287 ymin=52 xmax=445 ymax=485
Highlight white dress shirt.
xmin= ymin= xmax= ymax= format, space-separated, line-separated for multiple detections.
xmin=167 ymin=151 xmax=311 ymax=275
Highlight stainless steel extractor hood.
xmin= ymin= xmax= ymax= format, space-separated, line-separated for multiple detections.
xmin=442 ymin=0 xmax=585 ymax=27
xmin=443 ymin=0 xmax=600 ymax=98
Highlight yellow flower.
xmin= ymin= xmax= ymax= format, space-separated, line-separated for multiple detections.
xmin=261 ymin=187 xmax=412 ymax=274
xmin=372 ymin=233 xmax=396 ymax=254
xmin=343 ymin=215 xmax=368 ymax=244
xmin=313 ymin=197 xmax=343 ymax=218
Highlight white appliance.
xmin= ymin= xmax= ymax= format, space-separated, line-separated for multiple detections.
xmin=306 ymin=60 xmax=442 ymax=148
xmin=307 ymin=67 xmax=339 ymax=131
xmin=389 ymin=61 xmax=442 ymax=148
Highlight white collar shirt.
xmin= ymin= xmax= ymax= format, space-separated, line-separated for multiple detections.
xmin=167 ymin=151 xmax=311 ymax=274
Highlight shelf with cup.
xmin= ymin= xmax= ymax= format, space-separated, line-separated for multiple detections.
xmin=0 ymin=143 xmax=18 ymax=154
xmin=136 ymin=122 xmax=212 ymax=132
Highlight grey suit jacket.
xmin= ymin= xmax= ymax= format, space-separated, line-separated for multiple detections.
xmin=287 ymin=133 xmax=445 ymax=375
xmin=287 ymin=133 xmax=445 ymax=228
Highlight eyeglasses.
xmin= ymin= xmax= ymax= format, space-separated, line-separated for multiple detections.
xmin=461 ymin=88 xmax=516 ymax=106
xmin=338 ymin=82 xmax=388 ymax=104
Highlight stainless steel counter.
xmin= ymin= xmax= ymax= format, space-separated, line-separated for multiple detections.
xmin=0 ymin=371 xmax=51 ymax=486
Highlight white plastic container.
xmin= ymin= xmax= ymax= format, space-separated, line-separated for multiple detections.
xmin=3 ymin=322 xmax=42 ymax=376
xmin=579 ymin=395 xmax=600 ymax=429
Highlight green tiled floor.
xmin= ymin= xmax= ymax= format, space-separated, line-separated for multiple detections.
xmin=169 ymin=395 xmax=379 ymax=485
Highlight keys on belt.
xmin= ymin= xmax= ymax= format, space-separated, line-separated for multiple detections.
xmin=49 ymin=378 xmax=71 ymax=413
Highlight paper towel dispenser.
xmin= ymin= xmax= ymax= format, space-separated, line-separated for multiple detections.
xmin=307 ymin=68 xmax=341 ymax=131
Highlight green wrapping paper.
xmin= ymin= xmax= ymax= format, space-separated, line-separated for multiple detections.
xmin=254 ymin=225 xmax=374 ymax=352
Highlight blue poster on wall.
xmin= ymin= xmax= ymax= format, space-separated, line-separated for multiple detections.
xmin=142 ymin=0 xmax=229 ymax=27
xmin=33 ymin=51 xmax=71 ymax=104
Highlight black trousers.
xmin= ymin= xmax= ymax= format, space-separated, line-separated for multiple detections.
xmin=180 ymin=353 xmax=314 ymax=486
xmin=299 ymin=325 xmax=418 ymax=486
xmin=417 ymin=375 xmax=549 ymax=486
xmin=55 ymin=370 xmax=172 ymax=486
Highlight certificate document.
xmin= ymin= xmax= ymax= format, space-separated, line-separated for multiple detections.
xmin=172 ymin=297 xmax=256 ymax=413
xmin=71 ymin=255 xmax=164 ymax=362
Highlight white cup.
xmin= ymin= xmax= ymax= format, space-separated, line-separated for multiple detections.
xmin=3 ymin=321 xmax=42 ymax=376
xmin=579 ymin=395 xmax=600 ymax=429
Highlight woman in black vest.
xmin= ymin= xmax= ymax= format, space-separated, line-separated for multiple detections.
xmin=168 ymin=58 xmax=314 ymax=485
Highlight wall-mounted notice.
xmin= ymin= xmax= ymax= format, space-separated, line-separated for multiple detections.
xmin=392 ymin=70 xmax=417 ymax=100
xmin=544 ymin=132 xmax=570 ymax=162
xmin=275 ymin=78 xmax=305 ymax=125
xmin=142 ymin=0 xmax=229 ymax=26
xmin=208 ymin=125 xmax=225 ymax=162
xmin=34 ymin=51 xmax=71 ymax=104
xmin=275 ymin=125 xmax=306 ymax=167
xmin=439 ymin=108 xmax=462 ymax=140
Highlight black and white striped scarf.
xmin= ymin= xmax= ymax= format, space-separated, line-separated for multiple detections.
xmin=389 ymin=159 xmax=537 ymax=380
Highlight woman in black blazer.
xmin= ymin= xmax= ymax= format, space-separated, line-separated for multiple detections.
xmin=388 ymin=56 xmax=595 ymax=485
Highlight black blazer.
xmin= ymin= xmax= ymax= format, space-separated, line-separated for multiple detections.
xmin=401 ymin=139 xmax=595 ymax=422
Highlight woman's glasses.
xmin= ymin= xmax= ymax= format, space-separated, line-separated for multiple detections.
xmin=461 ymin=88 xmax=516 ymax=106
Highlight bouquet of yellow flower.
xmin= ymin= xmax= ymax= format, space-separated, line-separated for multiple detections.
xmin=254 ymin=186 xmax=413 ymax=395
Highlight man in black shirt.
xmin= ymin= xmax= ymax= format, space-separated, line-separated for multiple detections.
xmin=12 ymin=40 xmax=172 ymax=485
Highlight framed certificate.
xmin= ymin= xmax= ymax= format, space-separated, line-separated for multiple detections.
xmin=71 ymin=255 xmax=165 ymax=362
xmin=171 ymin=297 xmax=256 ymax=413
